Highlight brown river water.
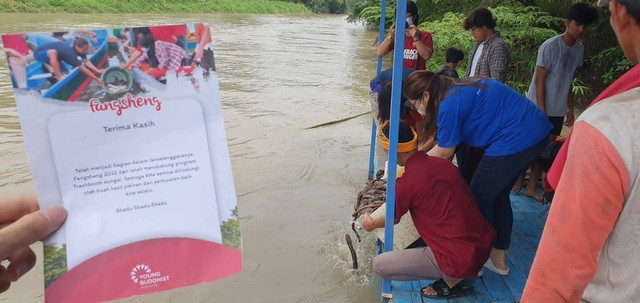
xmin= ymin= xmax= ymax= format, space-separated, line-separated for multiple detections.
xmin=0 ymin=13 xmax=385 ymax=303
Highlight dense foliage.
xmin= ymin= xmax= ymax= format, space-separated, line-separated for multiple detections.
xmin=44 ymin=244 xmax=67 ymax=288
xmin=349 ymin=0 xmax=633 ymax=107
xmin=289 ymin=0 xmax=348 ymax=13
xmin=221 ymin=207 xmax=242 ymax=250
xmin=0 ymin=0 xmax=311 ymax=13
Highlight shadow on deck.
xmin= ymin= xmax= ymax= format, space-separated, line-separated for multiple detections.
xmin=388 ymin=193 xmax=550 ymax=303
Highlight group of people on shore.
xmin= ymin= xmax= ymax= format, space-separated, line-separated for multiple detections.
xmin=363 ymin=0 xmax=640 ymax=301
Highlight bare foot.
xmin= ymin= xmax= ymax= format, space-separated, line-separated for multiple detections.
xmin=422 ymin=285 xmax=438 ymax=296
xmin=512 ymin=183 xmax=523 ymax=194
xmin=524 ymin=190 xmax=546 ymax=203
xmin=490 ymin=248 xmax=509 ymax=270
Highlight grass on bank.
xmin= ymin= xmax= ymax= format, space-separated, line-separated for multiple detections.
xmin=0 ymin=0 xmax=312 ymax=14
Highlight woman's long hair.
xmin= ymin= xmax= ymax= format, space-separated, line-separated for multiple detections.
xmin=403 ymin=70 xmax=483 ymax=140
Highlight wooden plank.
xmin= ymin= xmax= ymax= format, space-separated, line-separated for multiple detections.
xmin=387 ymin=195 xmax=551 ymax=302
xmin=410 ymin=280 xmax=425 ymax=303
xmin=508 ymin=217 xmax=539 ymax=276
xmin=392 ymin=280 xmax=416 ymax=292
xmin=477 ymin=270 xmax=514 ymax=301
xmin=391 ymin=291 xmax=415 ymax=303
xmin=447 ymin=295 xmax=471 ymax=303
xmin=465 ymin=277 xmax=510 ymax=303
xmin=511 ymin=194 xmax=549 ymax=234
xmin=499 ymin=255 xmax=529 ymax=300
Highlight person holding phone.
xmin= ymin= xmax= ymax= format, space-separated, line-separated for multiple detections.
xmin=376 ymin=0 xmax=433 ymax=71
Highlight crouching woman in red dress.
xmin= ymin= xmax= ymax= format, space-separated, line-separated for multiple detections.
xmin=362 ymin=120 xmax=495 ymax=299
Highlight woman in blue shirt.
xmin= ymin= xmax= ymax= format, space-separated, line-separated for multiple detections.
xmin=403 ymin=70 xmax=551 ymax=275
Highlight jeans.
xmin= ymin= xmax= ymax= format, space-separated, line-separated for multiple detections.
xmin=455 ymin=143 xmax=485 ymax=185
xmin=470 ymin=138 xmax=547 ymax=250
xmin=369 ymin=67 xmax=416 ymax=92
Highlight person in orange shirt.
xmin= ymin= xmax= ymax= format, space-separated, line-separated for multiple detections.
xmin=522 ymin=1 xmax=640 ymax=301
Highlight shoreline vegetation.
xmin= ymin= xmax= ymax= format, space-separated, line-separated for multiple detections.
xmin=0 ymin=0 xmax=312 ymax=14
xmin=349 ymin=0 xmax=632 ymax=109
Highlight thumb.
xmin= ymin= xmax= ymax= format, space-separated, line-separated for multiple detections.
xmin=0 ymin=205 xmax=67 ymax=259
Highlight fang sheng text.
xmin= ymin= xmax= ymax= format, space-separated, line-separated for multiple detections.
xmin=89 ymin=93 xmax=162 ymax=116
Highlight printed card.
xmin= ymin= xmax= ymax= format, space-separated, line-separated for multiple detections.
xmin=1 ymin=23 xmax=241 ymax=303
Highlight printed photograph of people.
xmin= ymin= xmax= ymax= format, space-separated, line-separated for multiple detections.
xmin=2 ymin=23 xmax=216 ymax=102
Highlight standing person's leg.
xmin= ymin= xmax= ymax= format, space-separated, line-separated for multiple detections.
xmin=524 ymin=116 xmax=562 ymax=202
xmin=492 ymin=186 xmax=514 ymax=250
xmin=470 ymin=138 xmax=548 ymax=272
xmin=8 ymin=56 xmax=28 ymax=89
xmin=523 ymin=161 xmax=545 ymax=202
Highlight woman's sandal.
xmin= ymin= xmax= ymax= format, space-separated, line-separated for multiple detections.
xmin=421 ymin=279 xmax=473 ymax=299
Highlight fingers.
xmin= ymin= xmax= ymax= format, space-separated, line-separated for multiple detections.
xmin=5 ymin=247 xmax=36 ymax=282
xmin=0 ymin=205 xmax=66 ymax=260
xmin=0 ymin=248 xmax=37 ymax=294
xmin=0 ymin=265 xmax=10 ymax=293
xmin=0 ymin=196 xmax=39 ymax=223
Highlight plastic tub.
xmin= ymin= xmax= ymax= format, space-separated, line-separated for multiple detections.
xmin=101 ymin=66 xmax=133 ymax=94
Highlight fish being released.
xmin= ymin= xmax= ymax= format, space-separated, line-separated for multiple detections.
xmin=345 ymin=179 xmax=387 ymax=270
xmin=107 ymin=83 xmax=128 ymax=94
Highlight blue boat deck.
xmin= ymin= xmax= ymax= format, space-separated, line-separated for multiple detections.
xmin=387 ymin=193 xmax=550 ymax=303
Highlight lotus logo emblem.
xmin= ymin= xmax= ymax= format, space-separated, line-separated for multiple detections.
xmin=130 ymin=264 xmax=152 ymax=284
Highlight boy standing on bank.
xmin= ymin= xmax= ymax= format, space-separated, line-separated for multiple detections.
xmin=516 ymin=3 xmax=598 ymax=201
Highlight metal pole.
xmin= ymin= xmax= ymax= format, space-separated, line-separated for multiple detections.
xmin=368 ymin=0 xmax=388 ymax=180
xmin=381 ymin=0 xmax=406 ymax=298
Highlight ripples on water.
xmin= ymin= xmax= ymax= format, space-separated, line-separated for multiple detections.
xmin=0 ymin=13 xmax=383 ymax=302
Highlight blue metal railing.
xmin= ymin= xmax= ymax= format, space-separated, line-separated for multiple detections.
xmin=368 ymin=0 xmax=387 ymax=180
xmin=368 ymin=0 xmax=406 ymax=298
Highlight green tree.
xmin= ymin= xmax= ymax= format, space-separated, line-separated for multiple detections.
xmin=289 ymin=0 xmax=347 ymax=13
xmin=221 ymin=207 xmax=242 ymax=250
xmin=43 ymin=244 xmax=67 ymax=288
xmin=349 ymin=0 xmax=632 ymax=108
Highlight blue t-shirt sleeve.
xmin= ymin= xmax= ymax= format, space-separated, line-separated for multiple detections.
xmin=436 ymin=109 xmax=463 ymax=148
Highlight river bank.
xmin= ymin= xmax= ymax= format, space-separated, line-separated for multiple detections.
xmin=0 ymin=0 xmax=311 ymax=14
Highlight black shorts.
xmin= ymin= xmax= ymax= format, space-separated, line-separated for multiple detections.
xmin=548 ymin=116 xmax=564 ymax=137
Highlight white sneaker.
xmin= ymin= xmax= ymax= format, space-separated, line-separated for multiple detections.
xmin=483 ymin=258 xmax=509 ymax=276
